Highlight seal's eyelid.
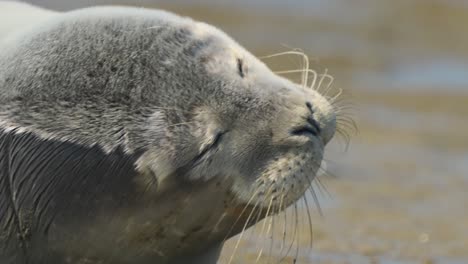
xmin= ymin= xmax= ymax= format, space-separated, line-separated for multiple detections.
xmin=237 ymin=58 xmax=245 ymax=78
xmin=198 ymin=131 xmax=225 ymax=158
xmin=210 ymin=131 xmax=225 ymax=149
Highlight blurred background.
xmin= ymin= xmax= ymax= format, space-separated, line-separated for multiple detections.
xmin=5 ymin=0 xmax=468 ymax=263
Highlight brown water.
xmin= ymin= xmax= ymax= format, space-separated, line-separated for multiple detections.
xmin=19 ymin=0 xmax=468 ymax=263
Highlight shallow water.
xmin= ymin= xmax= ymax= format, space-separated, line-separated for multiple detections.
xmin=13 ymin=0 xmax=468 ymax=263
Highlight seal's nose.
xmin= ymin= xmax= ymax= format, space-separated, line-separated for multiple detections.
xmin=298 ymin=100 xmax=336 ymax=145
xmin=273 ymin=78 xmax=336 ymax=145
xmin=290 ymin=102 xmax=322 ymax=139
xmin=305 ymin=102 xmax=322 ymax=134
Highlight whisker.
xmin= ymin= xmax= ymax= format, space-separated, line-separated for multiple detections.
xmin=332 ymin=102 xmax=357 ymax=112
xmin=254 ymin=180 xmax=281 ymax=260
xmin=273 ymin=69 xmax=318 ymax=91
xmin=336 ymin=115 xmax=358 ymax=127
xmin=279 ymin=201 xmax=298 ymax=263
xmin=227 ymin=197 xmax=262 ymax=264
xmin=336 ymin=127 xmax=350 ymax=141
xmin=228 ymin=180 xmax=273 ymax=264
xmin=275 ymin=181 xmax=291 ymax=262
xmin=268 ymin=205 xmax=276 ymax=263
xmin=337 ymin=121 xmax=358 ymax=137
xmin=335 ymin=112 xmax=357 ymax=124
xmin=336 ymin=123 xmax=356 ymax=138
xmin=293 ymin=203 xmax=300 ymax=263
xmin=331 ymin=88 xmax=343 ymax=103
xmin=297 ymin=49 xmax=310 ymax=88
xmin=302 ymin=179 xmax=318 ymax=226
xmin=337 ymin=120 xmax=356 ymax=131
xmin=330 ymin=96 xmax=356 ymax=107
xmin=221 ymin=188 xmax=262 ymax=242
xmin=255 ymin=196 xmax=274 ymax=263
xmin=333 ymin=107 xmax=357 ymax=116
xmin=302 ymin=195 xmax=315 ymax=248
xmin=314 ymin=176 xmax=332 ymax=198
xmin=259 ymin=50 xmax=311 ymax=88
xmin=278 ymin=192 xmax=287 ymax=255
xmin=242 ymin=182 xmax=277 ymax=262
xmin=335 ymin=125 xmax=355 ymax=150
xmin=317 ymin=69 xmax=333 ymax=93
xmin=308 ymin=184 xmax=323 ymax=216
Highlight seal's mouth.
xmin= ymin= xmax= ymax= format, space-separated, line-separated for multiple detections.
xmin=290 ymin=123 xmax=320 ymax=138
xmin=290 ymin=102 xmax=323 ymax=138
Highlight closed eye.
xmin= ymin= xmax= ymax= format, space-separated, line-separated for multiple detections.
xmin=209 ymin=131 xmax=224 ymax=149
xmin=198 ymin=131 xmax=225 ymax=157
xmin=192 ymin=131 xmax=226 ymax=166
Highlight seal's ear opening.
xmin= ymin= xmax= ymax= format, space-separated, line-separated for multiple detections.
xmin=199 ymin=55 xmax=211 ymax=64
xmin=237 ymin=58 xmax=245 ymax=78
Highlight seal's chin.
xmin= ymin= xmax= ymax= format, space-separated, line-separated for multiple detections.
xmin=231 ymin=144 xmax=324 ymax=212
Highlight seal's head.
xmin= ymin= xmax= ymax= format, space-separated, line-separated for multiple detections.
xmin=0 ymin=6 xmax=338 ymax=262
xmin=134 ymin=20 xmax=337 ymax=210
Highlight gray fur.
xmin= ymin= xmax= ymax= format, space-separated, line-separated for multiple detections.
xmin=0 ymin=5 xmax=336 ymax=264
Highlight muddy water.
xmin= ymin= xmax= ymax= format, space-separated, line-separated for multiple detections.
xmin=17 ymin=0 xmax=468 ymax=263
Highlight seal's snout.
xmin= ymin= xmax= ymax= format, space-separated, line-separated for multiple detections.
xmin=290 ymin=102 xmax=322 ymax=138
xmin=272 ymin=78 xmax=337 ymax=146
xmin=303 ymin=92 xmax=337 ymax=146
xmin=284 ymin=92 xmax=336 ymax=147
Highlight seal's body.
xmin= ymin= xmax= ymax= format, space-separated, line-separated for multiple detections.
xmin=0 ymin=5 xmax=336 ymax=264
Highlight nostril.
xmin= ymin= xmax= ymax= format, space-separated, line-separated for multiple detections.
xmin=307 ymin=116 xmax=321 ymax=134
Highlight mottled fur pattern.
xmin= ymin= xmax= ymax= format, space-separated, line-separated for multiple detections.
xmin=0 ymin=5 xmax=336 ymax=264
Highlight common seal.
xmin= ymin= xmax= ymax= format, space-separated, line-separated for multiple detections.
xmin=0 ymin=5 xmax=337 ymax=264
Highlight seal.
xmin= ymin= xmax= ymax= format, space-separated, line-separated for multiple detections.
xmin=0 ymin=5 xmax=337 ymax=264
